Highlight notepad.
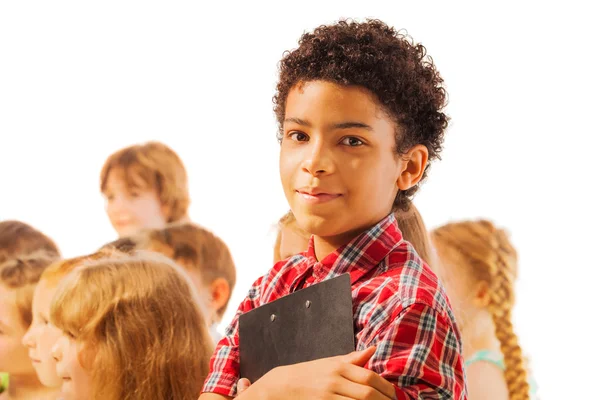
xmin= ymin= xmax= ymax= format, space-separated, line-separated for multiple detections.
xmin=239 ymin=273 xmax=355 ymax=383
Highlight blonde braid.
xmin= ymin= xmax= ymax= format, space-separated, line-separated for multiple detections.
xmin=432 ymin=220 xmax=531 ymax=400
xmin=486 ymin=227 xmax=530 ymax=400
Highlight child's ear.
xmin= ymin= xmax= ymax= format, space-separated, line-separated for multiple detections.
xmin=209 ymin=278 xmax=231 ymax=319
xmin=396 ymin=144 xmax=429 ymax=191
xmin=472 ymin=281 xmax=491 ymax=308
xmin=160 ymin=203 xmax=171 ymax=221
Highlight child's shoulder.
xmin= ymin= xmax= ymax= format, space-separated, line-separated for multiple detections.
xmin=251 ymin=253 xmax=306 ymax=300
xmin=365 ymin=239 xmax=450 ymax=316
xmin=353 ymin=239 xmax=458 ymax=344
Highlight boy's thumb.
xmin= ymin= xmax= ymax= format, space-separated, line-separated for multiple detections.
xmin=341 ymin=346 xmax=377 ymax=367
xmin=237 ymin=378 xmax=251 ymax=395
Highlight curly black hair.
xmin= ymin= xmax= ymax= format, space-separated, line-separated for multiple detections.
xmin=274 ymin=19 xmax=448 ymax=211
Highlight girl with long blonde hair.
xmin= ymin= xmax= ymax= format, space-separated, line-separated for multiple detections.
xmin=431 ymin=220 xmax=538 ymax=400
xmin=50 ymin=252 xmax=214 ymax=400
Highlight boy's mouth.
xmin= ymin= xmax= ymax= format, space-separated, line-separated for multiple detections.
xmin=296 ymin=189 xmax=342 ymax=204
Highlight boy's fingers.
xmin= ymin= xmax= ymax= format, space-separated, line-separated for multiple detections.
xmin=339 ymin=346 xmax=377 ymax=367
xmin=339 ymin=364 xmax=396 ymax=399
xmin=333 ymin=374 xmax=396 ymax=400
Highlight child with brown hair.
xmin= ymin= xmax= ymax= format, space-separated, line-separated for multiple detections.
xmin=100 ymin=141 xmax=190 ymax=237
xmin=0 ymin=253 xmax=59 ymax=400
xmin=49 ymin=252 xmax=214 ymax=400
xmin=142 ymin=222 xmax=236 ymax=341
xmin=102 ymin=222 xmax=237 ymax=342
xmin=0 ymin=220 xmax=60 ymax=398
xmin=0 ymin=221 xmax=60 ymax=264
xmin=431 ymin=220 xmax=538 ymax=400
xmin=201 ymin=18 xmax=465 ymax=400
xmin=274 ymin=202 xmax=434 ymax=266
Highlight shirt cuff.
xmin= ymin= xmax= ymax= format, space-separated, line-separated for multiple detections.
xmin=202 ymin=372 xmax=239 ymax=397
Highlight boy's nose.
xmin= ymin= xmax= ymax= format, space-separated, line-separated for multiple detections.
xmin=301 ymin=141 xmax=334 ymax=176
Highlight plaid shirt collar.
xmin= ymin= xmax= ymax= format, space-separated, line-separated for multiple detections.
xmin=302 ymin=212 xmax=403 ymax=285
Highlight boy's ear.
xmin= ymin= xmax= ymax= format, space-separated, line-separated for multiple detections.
xmin=396 ymin=144 xmax=429 ymax=191
xmin=210 ymin=278 xmax=231 ymax=317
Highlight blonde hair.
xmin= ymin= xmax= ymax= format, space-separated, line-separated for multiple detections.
xmin=50 ymin=253 xmax=213 ymax=400
xmin=140 ymin=222 xmax=236 ymax=319
xmin=100 ymin=141 xmax=190 ymax=222
xmin=0 ymin=220 xmax=60 ymax=264
xmin=393 ymin=202 xmax=433 ymax=266
xmin=40 ymin=252 xmax=109 ymax=288
xmin=0 ymin=252 xmax=58 ymax=327
xmin=431 ymin=220 xmax=530 ymax=400
xmin=274 ymin=203 xmax=434 ymax=265
xmin=273 ymin=210 xmax=311 ymax=262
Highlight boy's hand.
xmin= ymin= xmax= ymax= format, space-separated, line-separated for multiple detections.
xmin=238 ymin=347 xmax=396 ymax=400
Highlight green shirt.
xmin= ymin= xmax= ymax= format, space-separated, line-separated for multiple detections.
xmin=0 ymin=372 xmax=8 ymax=393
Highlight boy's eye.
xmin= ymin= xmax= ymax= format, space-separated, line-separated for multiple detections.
xmin=289 ymin=132 xmax=309 ymax=142
xmin=341 ymin=137 xmax=364 ymax=147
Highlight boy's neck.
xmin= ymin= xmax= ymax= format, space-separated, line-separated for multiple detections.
xmin=5 ymin=375 xmax=58 ymax=400
xmin=313 ymin=231 xmax=358 ymax=261
xmin=312 ymin=215 xmax=391 ymax=261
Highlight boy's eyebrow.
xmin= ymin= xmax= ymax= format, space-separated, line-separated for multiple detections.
xmin=284 ymin=117 xmax=312 ymax=127
xmin=284 ymin=118 xmax=373 ymax=131
xmin=332 ymin=121 xmax=373 ymax=131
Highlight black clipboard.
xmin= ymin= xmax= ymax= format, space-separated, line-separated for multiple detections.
xmin=239 ymin=273 xmax=355 ymax=383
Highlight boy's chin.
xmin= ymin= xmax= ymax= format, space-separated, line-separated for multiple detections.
xmin=295 ymin=214 xmax=344 ymax=238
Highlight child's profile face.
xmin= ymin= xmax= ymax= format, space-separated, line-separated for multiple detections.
xmin=103 ymin=169 xmax=168 ymax=237
xmin=22 ymin=281 xmax=62 ymax=387
xmin=280 ymin=81 xmax=404 ymax=240
xmin=278 ymin=224 xmax=310 ymax=261
xmin=52 ymin=332 xmax=92 ymax=400
xmin=0 ymin=284 xmax=35 ymax=376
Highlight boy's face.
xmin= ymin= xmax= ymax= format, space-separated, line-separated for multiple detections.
xmin=0 ymin=284 xmax=35 ymax=376
xmin=103 ymin=169 xmax=168 ymax=237
xmin=22 ymin=281 xmax=62 ymax=387
xmin=280 ymin=81 xmax=404 ymax=241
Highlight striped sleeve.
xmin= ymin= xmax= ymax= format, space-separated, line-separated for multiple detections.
xmin=366 ymin=302 xmax=467 ymax=399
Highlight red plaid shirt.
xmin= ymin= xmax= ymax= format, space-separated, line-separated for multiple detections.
xmin=202 ymin=214 xmax=466 ymax=399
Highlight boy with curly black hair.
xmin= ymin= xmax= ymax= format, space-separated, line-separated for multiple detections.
xmin=200 ymin=19 xmax=466 ymax=400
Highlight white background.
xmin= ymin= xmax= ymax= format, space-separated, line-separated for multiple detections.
xmin=1 ymin=2 xmax=598 ymax=398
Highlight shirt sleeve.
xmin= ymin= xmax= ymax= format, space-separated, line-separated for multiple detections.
xmin=365 ymin=302 xmax=467 ymax=400
xmin=201 ymin=275 xmax=264 ymax=397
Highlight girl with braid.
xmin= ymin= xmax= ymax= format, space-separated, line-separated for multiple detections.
xmin=431 ymin=220 xmax=539 ymax=400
